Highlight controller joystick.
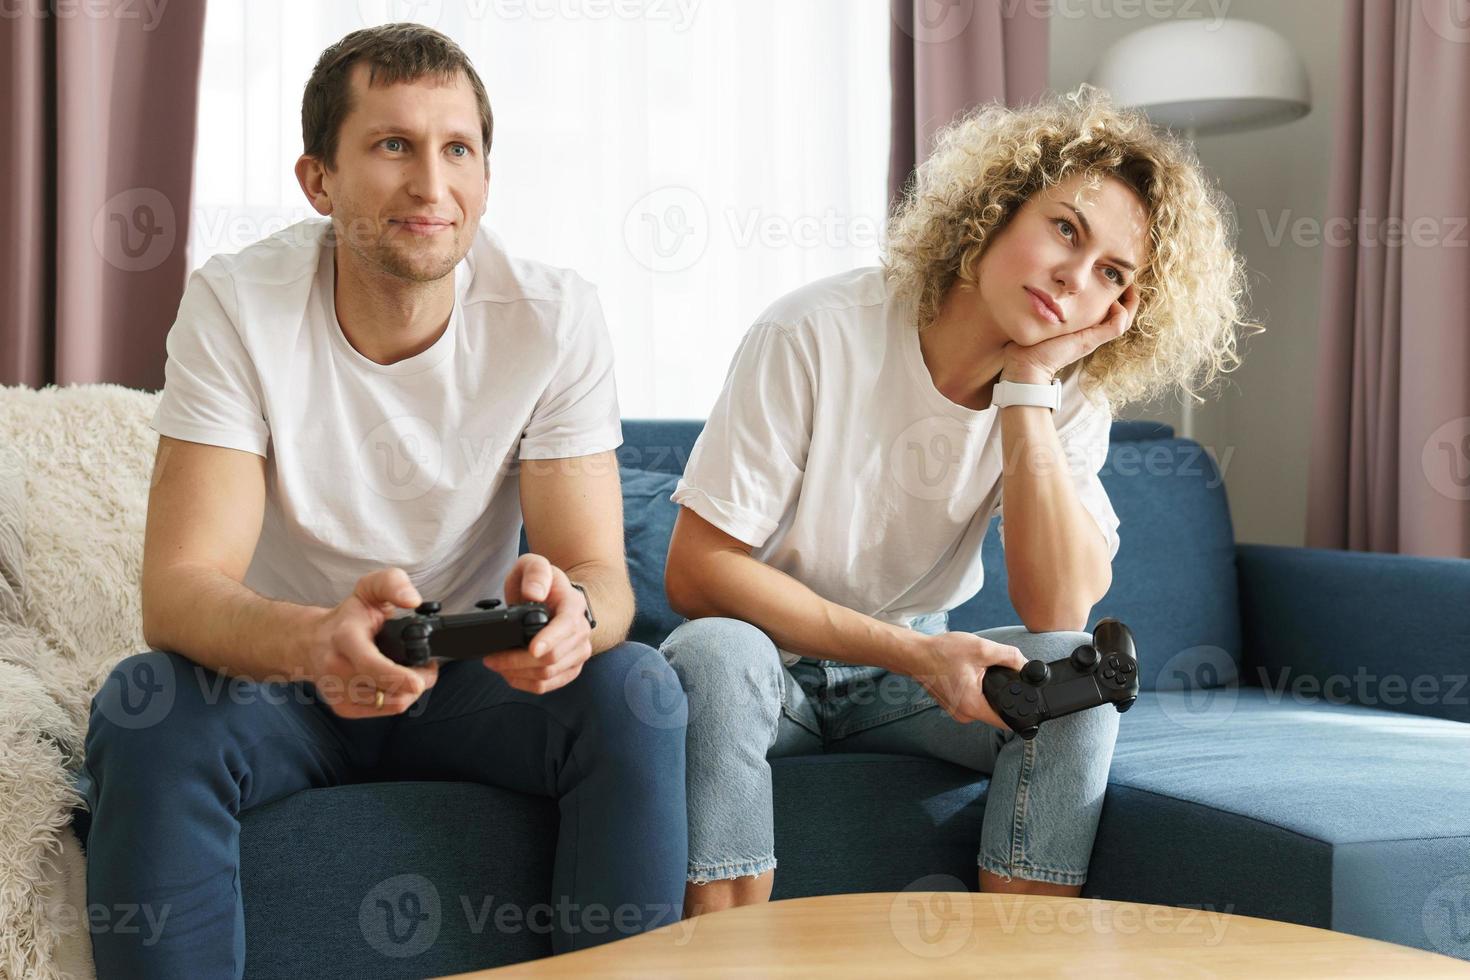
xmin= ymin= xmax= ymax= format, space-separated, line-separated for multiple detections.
xmin=376 ymin=598 xmax=551 ymax=667
xmin=982 ymin=618 xmax=1140 ymax=739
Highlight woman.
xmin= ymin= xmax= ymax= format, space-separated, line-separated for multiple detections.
xmin=659 ymin=85 xmax=1255 ymax=917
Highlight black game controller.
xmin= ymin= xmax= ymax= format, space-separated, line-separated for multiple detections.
xmin=982 ymin=618 xmax=1138 ymax=739
xmin=375 ymin=599 xmax=551 ymax=668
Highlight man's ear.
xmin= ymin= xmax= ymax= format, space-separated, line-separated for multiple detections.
xmin=295 ymin=155 xmax=332 ymax=216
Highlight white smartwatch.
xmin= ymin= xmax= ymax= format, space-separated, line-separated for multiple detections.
xmin=992 ymin=377 xmax=1062 ymax=412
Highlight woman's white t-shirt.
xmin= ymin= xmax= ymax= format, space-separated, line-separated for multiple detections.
xmin=672 ymin=267 xmax=1121 ymax=665
xmin=151 ymin=218 xmax=621 ymax=615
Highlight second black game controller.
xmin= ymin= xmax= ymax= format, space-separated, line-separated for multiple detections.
xmin=982 ymin=618 xmax=1138 ymax=739
xmin=375 ymin=599 xmax=551 ymax=668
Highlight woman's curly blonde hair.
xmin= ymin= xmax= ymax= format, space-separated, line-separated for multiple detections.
xmin=884 ymin=83 xmax=1261 ymax=409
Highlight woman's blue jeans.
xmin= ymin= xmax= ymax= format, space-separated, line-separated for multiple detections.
xmin=73 ymin=642 xmax=688 ymax=979
xmin=658 ymin=614 xmax=1120 ymax=887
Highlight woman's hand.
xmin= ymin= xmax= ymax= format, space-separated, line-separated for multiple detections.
xmin=1002 ymin=284 xmax=1139 ymax=383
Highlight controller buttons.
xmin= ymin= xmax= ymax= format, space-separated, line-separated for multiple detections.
xmin=1104 ymin=668 xmax=1115 ymax=679
xmin=1071 ymin=645 xmax=1099 ymax=670
xmin=1024 ymin=691 xmax=1038 ymax=703
xmin=475 ymin=599 xmax=503 ymax=610
xmin=415 ymin=601 xmax=442 ymax=616
xmin=1020 ymin=660 xmax=1050 ymax=685
xmin=1008 ymin=683 xmax=1023 ymax=696
xmin=525 ymin=609 xmax=550 ymax=628
xmin=404 ymin=624 xmax=429 ymax=640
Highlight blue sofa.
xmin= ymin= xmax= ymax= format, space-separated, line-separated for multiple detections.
xmin=135 ymin=419 xmax=1470 ymax=976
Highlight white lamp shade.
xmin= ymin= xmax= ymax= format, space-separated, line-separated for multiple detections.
xmin=1088 ymin=19 xmax=1311 ymax=135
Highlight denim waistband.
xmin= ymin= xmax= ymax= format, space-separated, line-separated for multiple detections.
xmin=908 ymin=611 xmax=949 ymax=637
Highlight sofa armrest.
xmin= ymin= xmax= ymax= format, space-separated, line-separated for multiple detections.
xmin=1236 ymin=543 xmax=1470 ymax=724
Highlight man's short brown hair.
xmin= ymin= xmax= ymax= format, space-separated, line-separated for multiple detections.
xmin=302 ymin=23 xmax=493 ymax=173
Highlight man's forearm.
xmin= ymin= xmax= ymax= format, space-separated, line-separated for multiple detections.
xmin=564 ymin=559 xmax=636 ymax=654
xmin=669 ymin=551 xmax=928 ymax=676
xmin=142 ymin=563 xmax=327 ymax=683
xmin=998 ymin=401 xmax=1111 ymax=630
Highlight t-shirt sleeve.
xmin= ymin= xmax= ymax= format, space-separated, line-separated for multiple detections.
xmin=519 ymin=282 xmax=623 ymax=460
xmin=997 ymin=383 xmax=1121 ymax=562
xmin=150 ymin=262 xmax=271 ymax=457
xmin=671 ymin=321 xmax=813 ymax=549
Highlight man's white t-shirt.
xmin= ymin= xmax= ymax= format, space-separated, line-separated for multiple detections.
xmin=672 ymin=267 xmax=1121 ymax=665
xmin=151 ymin=218 xmax=621 ymax=615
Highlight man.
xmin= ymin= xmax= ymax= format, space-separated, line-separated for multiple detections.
xmin=75 ymin=23 xmax=686 ymax=978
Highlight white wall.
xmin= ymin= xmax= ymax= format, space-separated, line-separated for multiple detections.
xmin=1050 ymin=0 xmax=1346 ymax=546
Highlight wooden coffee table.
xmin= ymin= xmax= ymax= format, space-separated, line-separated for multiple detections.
xmin=441 ymin=892 xmax=1470 ymax=977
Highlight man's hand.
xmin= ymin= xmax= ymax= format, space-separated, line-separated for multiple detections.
xmin=906 ymin=632 xmax=1028 ymax=730
xmin=303 ymin=568 xmax=441 ymax=719
xmin=482 ymin=553 xmax=593 ymax=694
xmin=1002 ymin=283 xmax=1140 ymax=383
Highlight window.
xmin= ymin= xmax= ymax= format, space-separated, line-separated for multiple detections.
xmin=190 ymin=0 xmax=891 ymax=417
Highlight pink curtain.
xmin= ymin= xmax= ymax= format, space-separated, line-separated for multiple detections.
xmin=1 ymin=1 xmax=207 ymax=390
xmin=1306 ymin=0 xmax=1470 ymax=558
xmin=889 ymin=0 xmax=1050 ymax=210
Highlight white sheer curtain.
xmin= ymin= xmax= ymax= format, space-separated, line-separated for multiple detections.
xmin=190 ymin=0 xmax=891 ymax=418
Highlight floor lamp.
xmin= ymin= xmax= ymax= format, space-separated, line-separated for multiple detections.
xmin=1088 ymin=18 xmax=1312 ymax=440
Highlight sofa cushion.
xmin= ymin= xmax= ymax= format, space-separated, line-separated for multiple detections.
xmin=235 ymin=685 xmax=1470 ymax=972
xmin=768 ymin=754 xmax=988 ymax=897
xmin=1091 ymin=687 xmax=1470 ymax=956
xmin=233 ymin=758 xmax=993 ymax=976
xmin=239 ymin=781 xmax=558 ymax=977
xmin=620 ymin=420 xmax=703 ymax=475
xmin=621 ymin=467 xmax=685 ymax=649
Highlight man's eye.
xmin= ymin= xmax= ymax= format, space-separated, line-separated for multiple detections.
xmin=450 ymin=143 xmax=469 ymax=157
xmin=383 ymin=138 xmax=404 ymax=152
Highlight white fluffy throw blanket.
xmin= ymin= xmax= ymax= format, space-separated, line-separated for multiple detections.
xmin=0 ymin=383 xmax=160 ymax=980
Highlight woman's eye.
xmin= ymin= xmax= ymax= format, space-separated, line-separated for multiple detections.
xmin=1057 ymin=218 xmax=1126 ymax=286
